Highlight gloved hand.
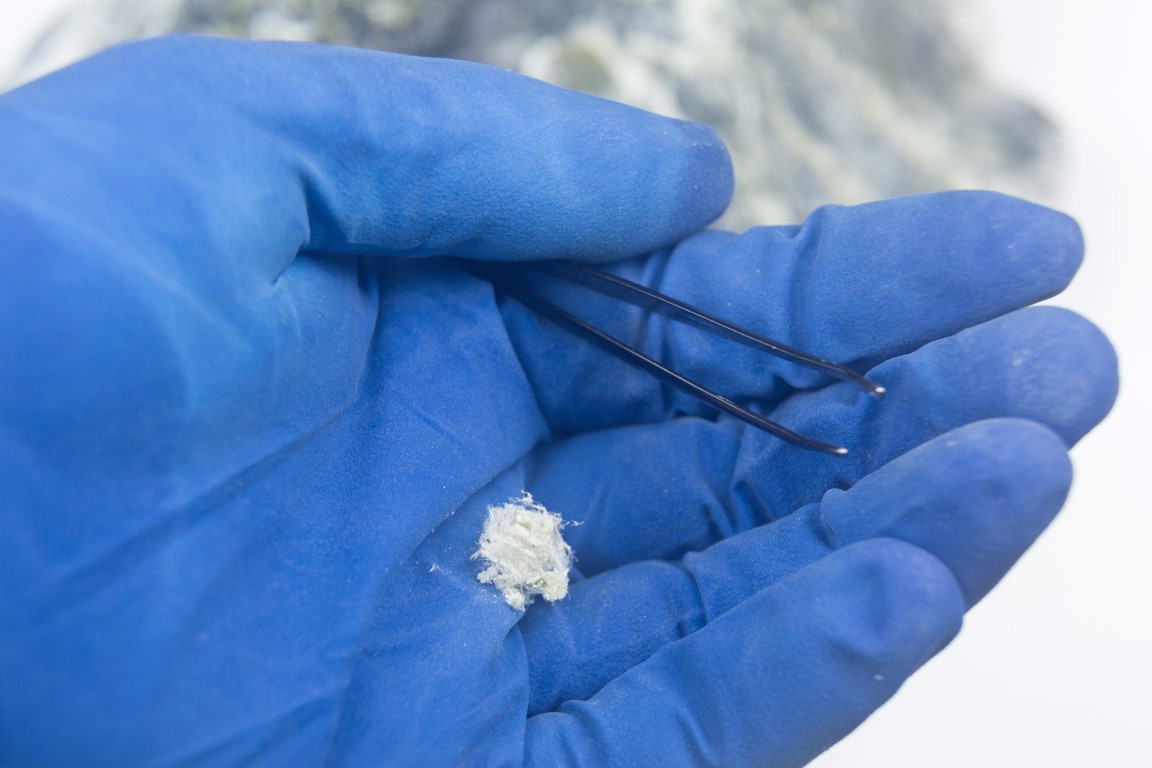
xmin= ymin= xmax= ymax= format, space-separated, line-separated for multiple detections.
xmin=0 ymin=36 xmax=1117 ymax=767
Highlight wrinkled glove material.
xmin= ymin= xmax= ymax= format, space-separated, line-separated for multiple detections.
xmin=0 ymin=36 xmax=1116 ymax=768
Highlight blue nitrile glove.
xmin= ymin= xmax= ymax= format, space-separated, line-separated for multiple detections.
xmin=0 ymin=36 xmax=1117 ymax=767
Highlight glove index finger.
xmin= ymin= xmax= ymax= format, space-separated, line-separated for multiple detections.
xmin=1 ymin=35 xmax=732 ymax=273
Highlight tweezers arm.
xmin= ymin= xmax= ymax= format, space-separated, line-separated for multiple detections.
xmin=532 ymin=260 xmax=885 ymax=398
xmin=468 ymin=261 xmax=849 ymax=456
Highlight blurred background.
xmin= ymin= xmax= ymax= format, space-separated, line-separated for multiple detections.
xmin=1 ymin=1 xmax=1147 ymax=764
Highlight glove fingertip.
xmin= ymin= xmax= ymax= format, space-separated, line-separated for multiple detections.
xmin=672 ymin=119 xmax=735 ymax=228
xmin=1010 ymin=306 xmax=1119 ymax=446
xmin=825 ymin=539 xmax=965 ymax=667
xmin=556 ymin=115 xmax=734 ymax=263
xmin=980 ymin=190 xmax=1085 ymax=297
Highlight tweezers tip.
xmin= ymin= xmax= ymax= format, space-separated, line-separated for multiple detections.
xmin=832 ymin=446 xmax=849 ymax=456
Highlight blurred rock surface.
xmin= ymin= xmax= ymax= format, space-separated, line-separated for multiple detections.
xmin=9 ymin=0 xmax=1056 ymax=227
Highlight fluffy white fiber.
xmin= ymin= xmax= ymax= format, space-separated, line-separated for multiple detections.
xmin=473 ymin=493 xmax=573 ymax=611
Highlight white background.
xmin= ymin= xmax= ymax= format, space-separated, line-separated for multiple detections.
xmin=819 ymin=2 xmax=1152 ymax=764
xmin=2 ymin=1 xmax=1148 ymax=765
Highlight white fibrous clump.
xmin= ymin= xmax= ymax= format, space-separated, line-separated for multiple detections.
xmin=473 ymin=493 xmax=574 ymax=611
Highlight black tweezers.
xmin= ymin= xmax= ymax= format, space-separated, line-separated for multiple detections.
xmin=467 ymin=260 xmax=884 ymax=456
